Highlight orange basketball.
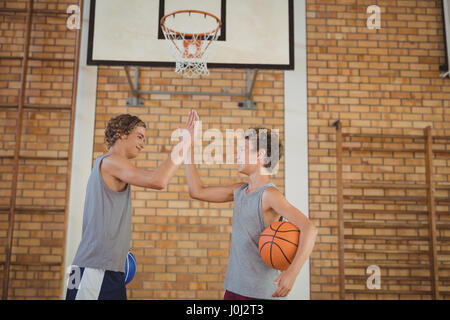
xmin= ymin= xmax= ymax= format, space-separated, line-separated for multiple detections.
xmin=259 ymin=221 xmax=300 ymax=271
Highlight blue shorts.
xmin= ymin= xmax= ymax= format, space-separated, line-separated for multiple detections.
xmin=65 ymin=266 xmax=127 ymax=300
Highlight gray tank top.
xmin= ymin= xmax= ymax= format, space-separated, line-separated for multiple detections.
xmin=72 ymin=154 xmax=132 ymax=272
xmin=223 ymin=182 xmax=282 ymax=299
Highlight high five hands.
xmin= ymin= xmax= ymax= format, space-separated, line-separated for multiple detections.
xmin=171 ymin=109 xmax=200 ymax=165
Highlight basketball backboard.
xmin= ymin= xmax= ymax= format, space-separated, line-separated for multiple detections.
xmin=87 ymin=0 xmax=294 ymax=69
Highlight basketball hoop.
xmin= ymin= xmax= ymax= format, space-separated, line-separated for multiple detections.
xmin=160 ymin=10 xmax=222 ymax=78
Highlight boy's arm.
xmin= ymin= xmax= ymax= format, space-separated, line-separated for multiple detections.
xmin=185 ymin=162 xmax=244 ymax=203
xmin=263 ymin=187 xmax=318 ymax=298
xmin=102 ymin=154 xmax=182 ymax=190
xmin=185 ymin=111 xmax=243 ymax=202
xmin=102 ymin=110 xmax=196 ymax=190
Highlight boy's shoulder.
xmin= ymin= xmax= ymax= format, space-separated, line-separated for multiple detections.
xmin=262 ymin=184 xmax=284 ymax=202
xmin=260 ymin=185 xmax=286 ymax=212
xmin=264 ymin=184 xmax=280 ymax=194
xmin=99 ymin=153 xmax=133 ymax=172
xmin=100 ymin=153 xmax=128 ymax=163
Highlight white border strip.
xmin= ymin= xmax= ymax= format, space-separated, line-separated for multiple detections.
xmin=285 ymin=0 xmax=310 ymax=300
xmin=62 ymin=0 xmax=98 ymax=298
xmin=443 ymin=0 xmax=450 ymax=73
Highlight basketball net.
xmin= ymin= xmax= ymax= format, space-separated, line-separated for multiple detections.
xmin=160 ymin=10 xmax=221 ymax=78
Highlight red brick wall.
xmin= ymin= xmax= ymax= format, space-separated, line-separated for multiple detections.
xmin=306 ymin=0 xmax=450 ymax=299
xmin=0 ymin=0 xmax=76 ymax=299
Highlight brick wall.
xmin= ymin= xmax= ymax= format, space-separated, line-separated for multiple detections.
xmin=1 ymin=0 xmax=450 ymax=300
xmin=306 ymin=0 xmax=450 ymax=299
xmin=93 ymin=67 xmax=285 ymax=299
xmin=0 ymin=0 xmax=76 ymax=299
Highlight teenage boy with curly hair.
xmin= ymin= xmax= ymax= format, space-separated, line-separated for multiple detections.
xmin=66 ymin=110 xmax=196 ymax=300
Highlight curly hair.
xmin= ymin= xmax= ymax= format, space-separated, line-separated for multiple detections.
xmin=104 ymin=114 xmax=146 ymax=149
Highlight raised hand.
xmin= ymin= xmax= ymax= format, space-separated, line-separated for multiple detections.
xmin=171 ymin=109 xmax=199 ymax=165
